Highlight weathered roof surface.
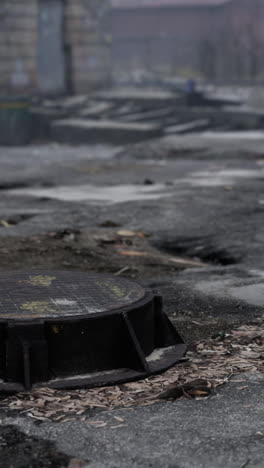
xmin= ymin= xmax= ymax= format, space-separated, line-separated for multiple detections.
xmin=111 ymin=0 xmax=231 ymax=8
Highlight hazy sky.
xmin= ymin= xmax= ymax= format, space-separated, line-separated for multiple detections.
xmin=111 ymin=0 xmax=231 ymax=9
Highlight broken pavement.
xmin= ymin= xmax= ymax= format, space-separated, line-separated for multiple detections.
xmin=0 ymin=88 xmax=264 ymax=467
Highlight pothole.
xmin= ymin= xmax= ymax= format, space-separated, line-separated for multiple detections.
xmin=155 ymin=237 xmax=241 ymax=266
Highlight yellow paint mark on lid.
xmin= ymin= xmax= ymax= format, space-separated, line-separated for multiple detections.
xmin=96 ymin=280 xmax=126 ymax=298
xmin=20 ymin=275 xmax=56 ymax=287
xmin=21 ymin=301 xmax=56 ymax=314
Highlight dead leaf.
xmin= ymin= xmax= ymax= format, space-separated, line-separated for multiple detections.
xmin=68 ymin=458 xmax=86 ymax=468
xmin=188 ymin=389 xmax=210 ymax=398
xmin=88 ymin=420 xmax=107 ymax=427
xmin=159 ymin=379 xmax=210 ymax=400
xmin=93 ymin=422 xmax=108 ymax=428
xmin=0 ymin=220 xmax=10 ymax=228
xmin=114 ymin=266 xmax=130 ymax=276
xmin=117 ymin=230 xmax=146 ymax=238
xmin=114 ymin=416 xmax=125 ymax=422
xmin=119 ymin=250 xmax=148 ymax=257
xmin=169 ymin=257 xmax=207 ymax=268
xmin=240 ymin=351 xmax=261 ymax=359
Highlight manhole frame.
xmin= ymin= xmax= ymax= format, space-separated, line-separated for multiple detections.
xmin=0 ymin=271 xmax=186 ymax=392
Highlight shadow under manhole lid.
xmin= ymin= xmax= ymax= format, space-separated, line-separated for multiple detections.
xmin=0 ymin=270 xmax=186 ymax=392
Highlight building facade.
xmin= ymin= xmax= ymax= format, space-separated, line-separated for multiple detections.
xmin=0 ymin=0 xmax=111 ymax=95
xmin=111 ymin=0 xmax=264 ymax=81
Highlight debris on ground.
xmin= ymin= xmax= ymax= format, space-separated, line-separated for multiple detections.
xmin=1 ymin=319 xmax=263 ymax=423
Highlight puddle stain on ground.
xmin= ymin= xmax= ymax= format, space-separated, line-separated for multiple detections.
xmin=201 ymin=131 xmax=264 ymax=140
xmin=183 ymin=168 xmax=264 ymax=187
xmin=230 ymin=283 xmax=264 ymax=307
xmin=195 ymin=278 xmax=264 ymax=307
xmin=6 ymin=166 xmax=264 ymax=204
xmin=7 ymin=183 xmax=174 ymax=204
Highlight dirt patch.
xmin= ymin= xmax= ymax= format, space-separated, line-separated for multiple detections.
xmin=0 ymin=229 xmax=208 ymax=274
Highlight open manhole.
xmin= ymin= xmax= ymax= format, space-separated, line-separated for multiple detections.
xmin=0 ymin=271 xmax=186 ymax=392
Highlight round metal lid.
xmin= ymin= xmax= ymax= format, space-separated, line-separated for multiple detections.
xmin=0 ymin=271 xmax=146 ymax=320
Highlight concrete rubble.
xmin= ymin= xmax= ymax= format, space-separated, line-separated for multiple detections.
xmin=30 ymin=86 xmax=264 ymax=146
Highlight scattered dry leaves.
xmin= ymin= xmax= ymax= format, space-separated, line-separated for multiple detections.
xmin=1 ymin=319 xmax=263 ymax=422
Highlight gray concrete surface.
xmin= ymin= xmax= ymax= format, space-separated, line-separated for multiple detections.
xmin=51 ymin=119 xmax=163 ymax=144
xmin=2 ymin=373 xmax=264 ymax=468
xmin=0 ymin=124 xmax=263 ymax=466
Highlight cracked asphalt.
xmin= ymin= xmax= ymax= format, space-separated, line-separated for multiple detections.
xmin=0 ymin=130 xmax=263 ymax=467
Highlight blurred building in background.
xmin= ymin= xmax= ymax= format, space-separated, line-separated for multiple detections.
xmin=1 ymin=0 xmax=263 ymax=95
xmin=111 ymin=0 xmax=264 ymax=82
xmin=0 ymin=0 xmax=110 ymax=95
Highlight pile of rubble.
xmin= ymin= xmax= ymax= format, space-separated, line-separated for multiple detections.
xmin=31 ymin=86 xmax=264 ymax=145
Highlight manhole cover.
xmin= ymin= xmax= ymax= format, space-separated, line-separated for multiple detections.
xmin=0 ymin=271 xmax=186 ymax=392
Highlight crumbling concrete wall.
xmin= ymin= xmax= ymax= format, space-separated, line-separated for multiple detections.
xmin=0 ymin=0 xmax=110 ymax=95
xmin=0 ymin=0 xmax=38 ymax=93
xmin=65 ymin=0 xmax=111 ymax=93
